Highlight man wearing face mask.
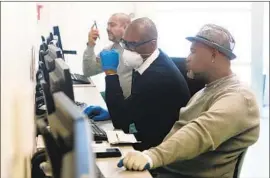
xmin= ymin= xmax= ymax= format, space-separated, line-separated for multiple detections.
xmin=117 ymin=24 xmax=260 ymax=178
xmin=84 ymin=17 xmax=190 ymax=151
xmin=82 ymin=13 xmax=132 ymax=98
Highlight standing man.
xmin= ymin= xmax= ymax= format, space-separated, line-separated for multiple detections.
xmin=84 ymin=17 xmax=190 ymax=151
xmin=83 ymin=13 xmax=132 ymax=98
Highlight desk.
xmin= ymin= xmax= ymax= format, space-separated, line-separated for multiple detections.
xmin=75 ymin=85 xmax=152 ymax=178
xmin=36 ymin=84 xmax=152 ymax=177
xmin=73 ymin=85 xmax=107 ymax=109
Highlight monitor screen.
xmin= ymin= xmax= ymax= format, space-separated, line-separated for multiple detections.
xmin=38 ymin=51 xmax=50 ymax=83
xmin=53 ymin=26 xmax=64 ymax=53
xmin=46 ymin=91 xmax=95 ymax=178
xmin=44 ymin=44 xmax=63 ymax=72
xmin=49 ymin=58 xmax=74 ymax=101
xmin=53 ymin=26 xmax=77 ymax=57
xmin=40 ymin=79 xmax=55 ymax=114
xmin=40 ymin=36 xmax=48 ymax=51
xmin=46 ymin=32 xmax=54 ymax=44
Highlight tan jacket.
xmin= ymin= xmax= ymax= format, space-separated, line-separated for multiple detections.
xmin=145 ymin=74 xmax=260 ymax=178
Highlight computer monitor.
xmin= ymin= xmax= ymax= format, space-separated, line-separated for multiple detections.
xmin=40 ymin=36 xmax=48 ymax=51
xmin=53 ymin=26 xmax=64 ymax=53
xmin=46 ymin=32 xmax=54 ymax=44
xmin=44 ymin=44 xmax=63 ymax=72
xmin=38 ymin=53 xmax=50 ymax=83
xmin=40 ymin=79 xmax=55 ymax=114
xmin=53 ymin=26 xmax=77 ymax=58
xmin=42 ymin=91 xmax=95 ymax=178
xmin=49 ymin=58 xmax=75 ymax=101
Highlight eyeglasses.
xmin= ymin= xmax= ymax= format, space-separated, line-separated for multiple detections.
xmin=120 ymin=38 xmax=156 ymax=51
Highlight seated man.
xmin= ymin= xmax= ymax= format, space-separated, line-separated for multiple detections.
xmin=118 ymin=24 xmax=260 ymax=178
xmin=84 ymin=17 xmax=190 ymax=151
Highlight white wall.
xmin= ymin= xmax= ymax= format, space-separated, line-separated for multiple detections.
xmin=1 ymin=2 xmax=37 ymax=178
xmin=134 ymin=2 xmax=253 ymax=86
xmin=250 ymin=2 xmax=265 ymax=108
xmin=263 ymin=2 xmax=269 ymax=106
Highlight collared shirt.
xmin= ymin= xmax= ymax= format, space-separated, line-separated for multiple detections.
xmin=136 ymin=49 xmax=160 ymax=75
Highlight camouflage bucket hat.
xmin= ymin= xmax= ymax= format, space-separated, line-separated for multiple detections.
xmin=186 ymin=24 xmax=236 ymax=60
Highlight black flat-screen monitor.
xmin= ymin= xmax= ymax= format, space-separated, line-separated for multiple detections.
xmin=49 ymin=58 xmax=74 ymax=101
xmin=44 ymin=44 xmax=63 ymax=72
xmin=38 ymin=91 xmax=95 ymax=178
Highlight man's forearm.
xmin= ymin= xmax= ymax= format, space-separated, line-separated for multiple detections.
xmin=144 ymin=122 xmax=213 ymax=169
xmin=144 ymin=93 xmax=259 ymax=169
xmin=82 ymin=46 xmax=102 ymax=77
xmin=105 ymin=75 xmax=131 ymax=132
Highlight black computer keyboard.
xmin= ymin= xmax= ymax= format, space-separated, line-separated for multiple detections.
xmin=71 ymin=73 xmax=91 ymax=84
xmin=89 ymin=119 xmax=107 ymax=141
xmin=95 ymin=164 xmax=105 ymax=178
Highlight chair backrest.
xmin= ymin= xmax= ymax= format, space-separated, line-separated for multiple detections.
xmin=31 ymin=149 xmax=47 ymax=178
xmin=171 ymin=57 xmax=206 ymax=97
xmin=233 ymin=149 xmax=248 ymax=178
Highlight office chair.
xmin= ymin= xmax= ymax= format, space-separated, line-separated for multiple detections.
xmin=233 ymin=149 xmax=248 ymax=178
xmin=31 ymin=149 xmax=47 ymax=178
xmin=171 ymin=57 xmax=206 ymax=97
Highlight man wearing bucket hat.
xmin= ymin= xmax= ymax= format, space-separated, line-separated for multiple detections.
xmin=117 ymin=24 xmax=260 ymax=178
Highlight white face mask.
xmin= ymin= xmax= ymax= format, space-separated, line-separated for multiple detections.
xmin=122 ymin=50 xmax=144 ymax=69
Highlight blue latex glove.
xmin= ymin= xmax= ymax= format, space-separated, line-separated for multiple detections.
xmin=117 ymin=151 xmax=152 ymax=171
xmin=99 ymin=49 xmax=119 ymax=71
xmin=83 ymin=106 xmax=110 ymax=121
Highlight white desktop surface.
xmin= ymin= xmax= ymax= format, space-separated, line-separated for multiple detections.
xmin=73 ymin=85 xmax=107 ymax=109
xmin=90 ymin=72 xmax=106 ymax=92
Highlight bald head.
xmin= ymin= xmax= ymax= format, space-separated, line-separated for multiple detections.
xmin=126 ymin=17 xmax=158 ymax=41
xmin=111 ymin=13 xmax=131 ymax=26
xmin=123 ymin=17 xmax=158 ymax=59
xmin=107 ymin=13 xmax=131 ymax=42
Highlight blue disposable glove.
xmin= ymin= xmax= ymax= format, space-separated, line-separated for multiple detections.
xmin=83 ymin=106 xmax=110 ymax=121
xmin=99 ymin=49 xmax=119 ymax=71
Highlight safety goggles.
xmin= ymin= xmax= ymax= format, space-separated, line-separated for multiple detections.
xmin=120 ymin=38 xmax=156 ymax=51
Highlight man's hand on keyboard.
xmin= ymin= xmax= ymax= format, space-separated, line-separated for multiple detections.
xmin=83 ymin=106 xmax=110 ymax=121
xmin=117 ymin=151 xmax=153 ymax=171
